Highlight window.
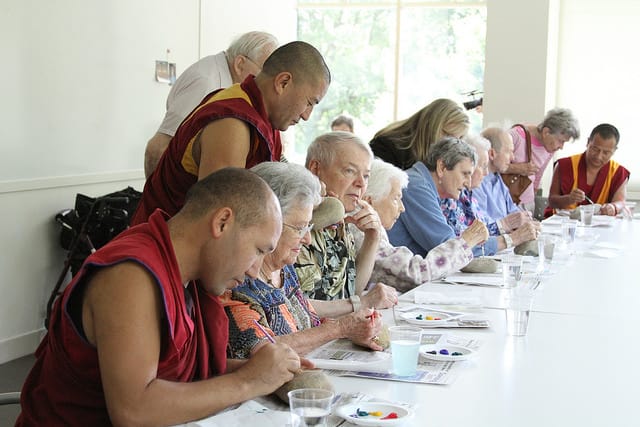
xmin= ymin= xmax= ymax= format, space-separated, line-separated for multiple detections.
xmin=287 ymin=0 xmax=486 ymax=163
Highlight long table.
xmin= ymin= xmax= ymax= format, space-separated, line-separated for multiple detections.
xmin=182 ymin=216 xmax=639 ymax=426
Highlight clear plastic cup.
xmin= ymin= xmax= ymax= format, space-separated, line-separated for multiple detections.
xmin=580 ymin=204 xmax=595 ymax=226
xmin=388 ymin=325 xmax=422 ymax=377
xmin=288 ymin=388 xmax=334 ymax=427
xmin=502 ymin=254 xmax=523 ymax=288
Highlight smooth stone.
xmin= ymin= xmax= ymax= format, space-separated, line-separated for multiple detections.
xmin=461 ymin=257 xmax=499 ymax=273
xmin=311 ymin=196 xmax=345 ymax=230
xmin=274 ymin=369 xmax=334 ymax=404
xmin=514 ymin=240 xmax=539 ymax=256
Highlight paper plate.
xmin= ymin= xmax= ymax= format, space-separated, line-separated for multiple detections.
xmin=334 ymin=402 xmax=413 ymax=426
xmin=400 ymin=310 xmax=464 ymax=326
xmin=419 ymin=344 xmax=475 ymax=362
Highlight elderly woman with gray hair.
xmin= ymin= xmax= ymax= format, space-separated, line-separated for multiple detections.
xmin=505 ymin=108 xmax=580 ymax=212
xmin=439 ymin=134 xmax=538 ymax=254
xmin=350 ymin=158 xmax=480 ymax=292
xmin=221 ymin=162 xmax=384 ymax=359
xmin=387 ymin=137 xmax=489 ymax=258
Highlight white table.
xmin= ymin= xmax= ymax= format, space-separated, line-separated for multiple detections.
xmin=531 ymin=218 xmax=640 ymax=319
xmin=185 ymin=217 xmax=639 ymax=426
xmin=349 ymin=216 xmax=639 ymax=426
xmin=331 ymin=308 xmax=639 ymax=426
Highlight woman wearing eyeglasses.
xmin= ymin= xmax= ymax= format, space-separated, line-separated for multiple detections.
xmin=221 ymin=161 xmax=385 ymax=359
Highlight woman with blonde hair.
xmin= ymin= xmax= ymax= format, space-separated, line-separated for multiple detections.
xmin=370 ymin=98 xmax=470 ymax=170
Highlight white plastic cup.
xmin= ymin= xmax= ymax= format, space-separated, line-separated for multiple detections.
xmin=502 ymin=254 xmax=523 ymax=288
xmin=623 ymin=201 xmax=636 ymax=220
xmin=504 ymin=286 xmax=534 ymax=336
xmin=288 ymin=388 xmax=334 ymax=427
xmin=389 ymin=325 xmax=422 ymax=377
xmin=580 ymin=204 xmax=595 ymax=226
xmin=537 ymin=234 xmax=557 ymax=262
xmin=561 ymin=219 xmax=578 ymax=243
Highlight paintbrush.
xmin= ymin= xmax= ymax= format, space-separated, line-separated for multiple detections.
xmin=253 ymin=319 xmax=276 ymax=343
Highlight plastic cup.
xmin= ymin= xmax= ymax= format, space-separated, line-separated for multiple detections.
xmin=389 ymin=325 xmax=422 ymax=377
xmin=502 ymin=254 xmax=523 ymax=288
xmin=537 ymin=234 xmax=557 ymax=262
xmin=623 ymin=201 xmax=636 ymax=220
xmin=288 ymin=388 xmax=334 ymax=427
xmin=580 ymin=204 xmax=595 ymax=226
xmin=504 ymin=286 xmax=534 ymax=336
xmin=561 ymin=219 xmax=578 ymax=243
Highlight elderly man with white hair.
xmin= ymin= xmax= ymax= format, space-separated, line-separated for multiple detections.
xmin=144 ymin=31 xmax=279 ymax=178
xmin=350 ymin=158 xmax=482 ymax=292
xmin=472 ymin=126 xmax=532 ymax=232
xmin=295 ymin=132 xmax=398 ymax=313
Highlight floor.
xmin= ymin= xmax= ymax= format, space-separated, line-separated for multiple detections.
xmin=0 ymin=354 xmax=35 ymax=426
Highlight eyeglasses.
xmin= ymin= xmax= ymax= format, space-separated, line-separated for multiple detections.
xmin=283 ymin=223 xmax=314 ymax=237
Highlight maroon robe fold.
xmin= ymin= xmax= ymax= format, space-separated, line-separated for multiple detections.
xmin=17 ymin=210 xmax=228 ymax=426
xmin=131 ymin=76 xmax=282 ymax=225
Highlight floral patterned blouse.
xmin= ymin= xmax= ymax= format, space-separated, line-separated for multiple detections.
xmin=350 ymin=224 xmax=472 ymax=293
xmin=439 ymin=188 xmax=500 ymax=236
xmin=294 ymin=223 xmax=357 ymax=301
xmin=221 ymin=264 xmax=321 ymax=359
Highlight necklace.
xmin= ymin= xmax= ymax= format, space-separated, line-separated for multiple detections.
xmin=259 ymin=266 xmax=282 ymax=288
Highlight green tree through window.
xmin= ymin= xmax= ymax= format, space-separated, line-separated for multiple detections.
xmin=292 ymin=1 xmax=486 ymax=162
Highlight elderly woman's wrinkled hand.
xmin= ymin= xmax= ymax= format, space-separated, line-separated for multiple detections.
xmin=361 ymin=283 xmax=398 ymax=310
xmin=502 ymin=211 xmax=531 ymax=232
xmin=511 ymin=221 xmax=539 ymax=246
xmin=461 ymin=219 xmax=489 ymax=248
xmin=522 ymin=161 xmax=539 ymax=175
xmin=338 ymin=308 xmax=384 ymax=351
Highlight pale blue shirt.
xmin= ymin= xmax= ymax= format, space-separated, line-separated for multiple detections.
xmin=388 ymin=162 xmax=495 ymax=257
xmin=473 ymin=172 xmax=519 ymax=222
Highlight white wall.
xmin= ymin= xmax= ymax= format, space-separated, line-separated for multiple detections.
xmin=483 ymin=0 xmax=555 ymax=127
xmin=0 ymin=175 xmax=145 ymax=363
xmin=555 ymin=0 xmax=640 ymax=197
xmin=200 ymin=0 xmax=297 ymax=56
xmin=0 ymin=0 xmax=296 ymax=364
xmin=484 ymin=0 xmax=639 ymax=198
xmin=0 ymin=0 xmax=200 ymax=181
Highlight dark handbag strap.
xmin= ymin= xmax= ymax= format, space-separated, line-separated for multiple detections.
xmin=512 ymin=124 xmax=532 ymax=162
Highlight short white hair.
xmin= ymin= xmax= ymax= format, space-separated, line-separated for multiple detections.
xmin=463 ymin=133 xmax=491 ymax=154
xmin=226 ymin=31 xmax=278 ymax=63
xmin=365 ymin=158 xmax=409 ymax=201
xmin=305 ymin=131 xmax=373 ymax=167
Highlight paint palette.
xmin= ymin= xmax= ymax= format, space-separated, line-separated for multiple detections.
xmin=419 ymin=344 xmax=475 ymax=362
xmin=334 ymin=402 xmax=413 ymax=426
xmin=399 ymin=310 xmax=465 ymax=326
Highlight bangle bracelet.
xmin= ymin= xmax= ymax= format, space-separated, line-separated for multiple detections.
xmin=503 ymin=233 xmax=513 ymax=248
xmin=349 ymin=295 xmax=361 ymax=312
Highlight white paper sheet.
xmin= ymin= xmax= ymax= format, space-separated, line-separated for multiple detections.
xmin=443 ymin=273 xmax=504 ymax=287
xmin=178 ymin=400 xmax=293 ymax=427
xmin=414 ymin=289 xmax=483 ymax=307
